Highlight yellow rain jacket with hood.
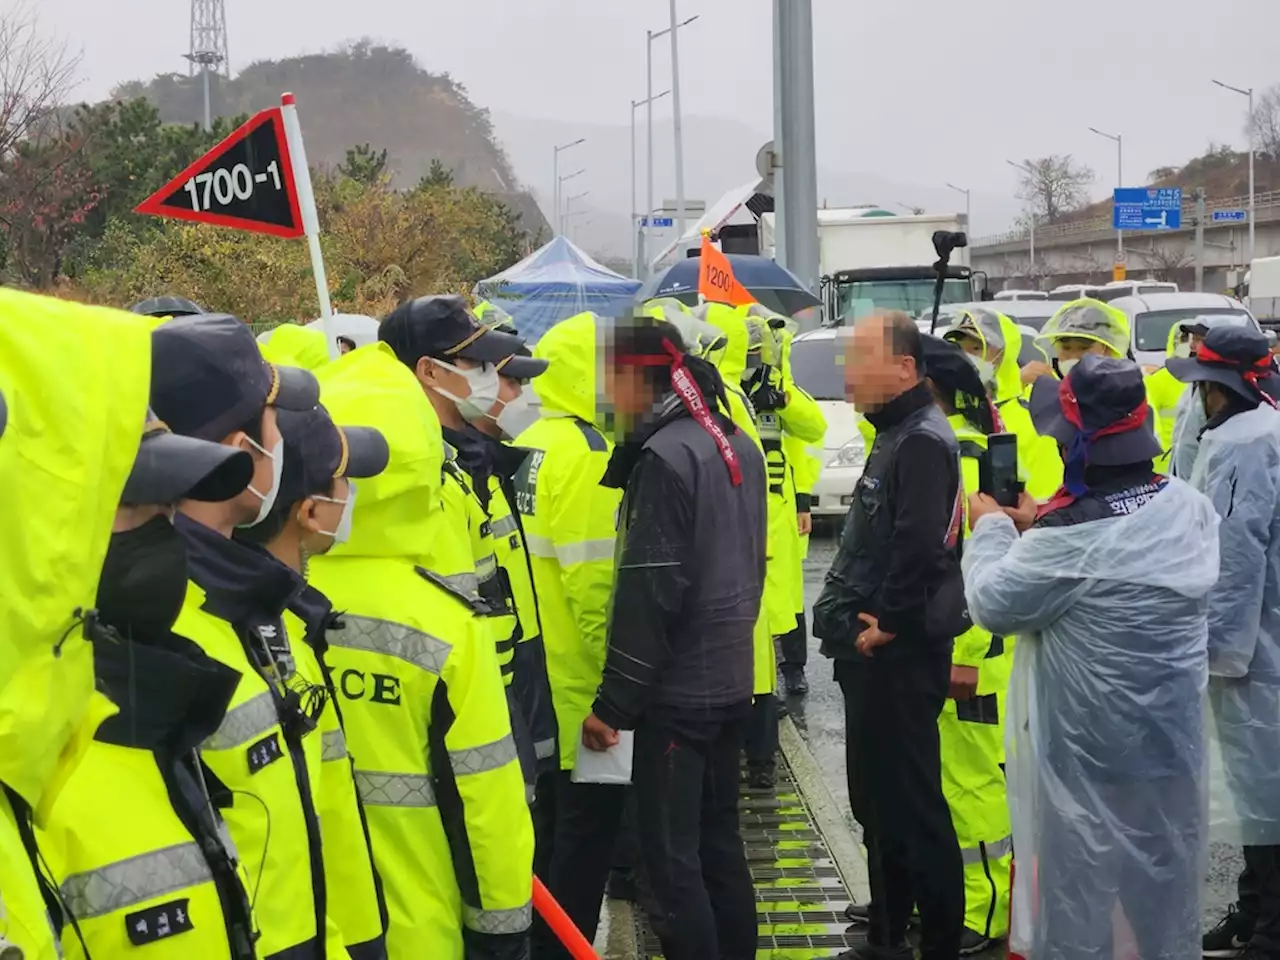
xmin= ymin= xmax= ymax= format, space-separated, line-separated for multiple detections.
xmin=1144 ymin=320 xmax=1192 ymax=473
xmin=257 ymin=322 xmax=332 ymax=371
xmin=946 ymin=308 xmax=1063 ymax=500
xmin=308 ymin=343 xmax=533 ymax=959
xmin=940 ymin=414 xmax=1014 ymax=941
xmin=699 ymin=303 xmax=777 ymax=695
xmin=513 ymin=312 xmax=621 ymax=770
xmin=0 ymin=291 xmax=149 ymax=959
xmin=740 ymin=305 xmax=826 ymax=634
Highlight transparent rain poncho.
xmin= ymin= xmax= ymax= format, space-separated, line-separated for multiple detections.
xmin=1036 ymin=298 xmax=1131 ymax=357
xmin=962 ymin=479 xmax=1220 ymax=960
xmin=1188 ymin=403 xmax=1280 ymax=847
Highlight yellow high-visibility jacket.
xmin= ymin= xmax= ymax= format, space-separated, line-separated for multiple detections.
xmin=0 ymin=291 xmax=150 ymax=959
xmin=311 ymin=344 xmax=533 ymax=959
xmin=515 ymin=312 xmax=622 ymax=770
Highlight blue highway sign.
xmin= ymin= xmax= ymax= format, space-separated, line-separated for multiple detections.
xmin=642 ymin=216 xmax=674 ymax=228
xmin=1113 ymin=187 xmax=1182 ymax=231
xmin=1212 ymin=209 xmax=1248 ymax=223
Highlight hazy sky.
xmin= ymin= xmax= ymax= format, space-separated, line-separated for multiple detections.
xmin=29 ymin=0 xmax=1280 ymax=229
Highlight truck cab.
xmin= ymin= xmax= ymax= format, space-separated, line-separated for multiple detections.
xmin=824 ymin=264 xmax=977 ymax=326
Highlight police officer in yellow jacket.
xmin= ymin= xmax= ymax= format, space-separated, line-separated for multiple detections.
xmin=379 ymin=296 xmax=521 ymax=683
xmin=149 ymin=314 xmax=350 ymax=960
xmin=920 ymin=336 xmax=1014 ymax=955
xmin=40 ymin=413 xmax=261 ymax=959
xmin=738 ymin=305 xmax=826 ymax=787
xmin=234 ymin=404 xmax=394 ymax=960
xmin=514 ymin=312 xmax=625 ymax=957
xmin=0 ymin=291 xmax=153 ymax=960
xmin=308 ymin=343 xmax=534 ymax=960
xmin=944 ymin=307 xmax=1062 ymax=499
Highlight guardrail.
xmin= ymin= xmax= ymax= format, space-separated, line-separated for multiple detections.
xmin=972 ymin=190 xmax=1280 ymax=248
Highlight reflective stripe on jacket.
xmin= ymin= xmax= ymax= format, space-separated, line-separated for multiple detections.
xmin=175 ymin=586 xmax=330 ymax=959
xmin=311 ymin=342 xmax=533 ymax=959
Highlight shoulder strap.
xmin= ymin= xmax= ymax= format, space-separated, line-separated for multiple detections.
xmin=414 ymin=565 xmax=492 ymax=615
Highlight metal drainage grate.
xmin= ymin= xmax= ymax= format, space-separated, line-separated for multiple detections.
xmin=630 ymin=755 xmax=862 ymax=958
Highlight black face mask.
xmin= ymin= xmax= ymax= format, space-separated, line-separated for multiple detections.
xmin=96 ymin=515 xmax=190 ymax=642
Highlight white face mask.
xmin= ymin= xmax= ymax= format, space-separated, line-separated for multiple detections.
xmin=494 ymin=390 xmax=541 ymax=440
xmin=1173 ymin=340 xmax=1194 ymax=359
xmin=238 ymin=434 xmax=283 ymax=527
xmin=433 ymin=358 xmax=501 ymax=423
xmin=1058 ymin=358 xmax=1079 ymax=377
xmin=313 ymin=481 xmax=357 ymax=544
xmin=972 ymin=356 xmax=996 ymax=386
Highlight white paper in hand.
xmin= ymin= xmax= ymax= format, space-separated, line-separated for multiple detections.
xmin=572 ymin=730 xmax=634 ymax=785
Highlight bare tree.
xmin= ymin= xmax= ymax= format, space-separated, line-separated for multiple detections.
xmin=1014 ymin=155 xmax=1096 ymax=224
xmin=0 ymin=4 xmax=80 ymax=158
xmin=1248 ymin=85 xmax=1280 ymax=161
xmin=1136 ymin=242 xmax=1193 ymax=282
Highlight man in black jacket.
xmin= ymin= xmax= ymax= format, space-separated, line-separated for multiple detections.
xmin=814 ymin=311 xmax=965 ymax=960
xmin=580 ymin=316 xmax=767 ymax=960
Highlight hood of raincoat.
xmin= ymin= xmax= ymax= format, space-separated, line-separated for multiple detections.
xmin=532 ymin=311 xmax=600 ymax=424
xmin=257 ymin=322 xmax=330 ymax=371
xmin=948 ymin=307 xmax=1024 ymax=405
xmin=313 ymin=342 xmax=446 ymax=563
xmin=0 ymin=290 xmax=150 ymax=820
xmin=699 ymin=302 xmax=750 ymax=382
xmin=1038 ymin=297 xmax=1132 ymax=358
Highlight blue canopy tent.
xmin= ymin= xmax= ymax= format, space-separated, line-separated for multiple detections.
xmin=473 ymin=236 xmax=642 ymax=342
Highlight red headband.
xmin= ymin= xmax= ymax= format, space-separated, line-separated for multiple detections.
xmin=615 ymin=339 xmax=743 ymax=486
xmin=1194 ymin=345 xmax=1278 ymax=408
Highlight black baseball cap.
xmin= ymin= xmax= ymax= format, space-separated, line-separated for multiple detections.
xmin=380 ymin=295 xmax=547 ymax=375
xmin=922 ymin=334 xmax=988 ymax=405
xmin=151 ymin=314 xmax=321 ymax=443
xmin=122 ymin=409 xmax=255 ymax=505
xmin=1166 ymin=325 xmax=1278 ymax=405
xmin=1028 ymin=355 xmax=1161 ymax=466
xmin=275 ymin=406 xmax=389 ymax=507
xmin=497 ymin=343 xmax=549 ymax=382
xmin=130 ymin=295 xmax=205 ymax=318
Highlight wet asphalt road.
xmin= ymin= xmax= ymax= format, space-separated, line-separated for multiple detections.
xmin=792 ymin=527 xmax=1242 ymax=933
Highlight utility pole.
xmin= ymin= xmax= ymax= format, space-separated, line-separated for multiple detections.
xmin=646 ymin=15 xmax=698 ymax=278
xmin=632 ymin=91 xmax=669 ymax=278
xmin=552 ymin=139 xmax=585 ymax=238
xmin=1195 ymin=187 xmax=1207 ymax=292
xmin=1089 ymin=127 xmax=1124 ymax=258
xmin=774 ymin=0 xmax=820 ymax=293
xmin=669 ymin=0 xmax=687 ymax=245
xmin=186 ymin=0 xmax=228 ymax=132
xmin=1213 ymin=80 xmax=1256 ymax=265
xmin=945 ymin=183 xmax=971 ymax=231
xmin=557 ymin=171 xmax=585 ymax=235
xmin=771 ymin=0 xmax=786 ymax=267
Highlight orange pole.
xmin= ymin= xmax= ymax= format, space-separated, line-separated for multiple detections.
xmin=532 ymin=876 xmax=600 ymax=960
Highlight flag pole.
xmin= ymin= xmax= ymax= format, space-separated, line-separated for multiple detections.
xmin=280 ymin=92 xmax=333 ymax=329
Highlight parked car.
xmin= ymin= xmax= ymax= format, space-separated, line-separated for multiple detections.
xmin=1106 ymin=292 xmax=1258 ymax=369
xmin=789 ymin=328 xmax=864 ymax=519
xmin=993 ymin=289 xmax=1049 ymax=301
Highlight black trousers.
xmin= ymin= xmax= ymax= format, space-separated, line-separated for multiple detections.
xmin=744 ymin=693 xmax=779 ymax=770
xmin=780 ymin=612 xmax=809 ymax=668
xmin=633 ymin=713 xmax=757 ymax=960
xmin=531 ymin=770 xmax=626 ymax=959
xmin=1241 ymin=845 xmax=1280 ymax=953
xmin=837 ymin=655 xmax=964 ymax=960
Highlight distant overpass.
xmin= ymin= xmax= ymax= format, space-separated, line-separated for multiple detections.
xmin=970 ymin=190 xmax=1280 ymax=293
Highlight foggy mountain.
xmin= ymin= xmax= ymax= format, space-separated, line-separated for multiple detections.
xmin=491 ymin=110 xmax=1027 ymax=260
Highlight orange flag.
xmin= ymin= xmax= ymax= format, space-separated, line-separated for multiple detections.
xmin=697 ymin=233 xmax=756 ymax=307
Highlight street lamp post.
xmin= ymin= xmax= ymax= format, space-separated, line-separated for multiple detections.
xmin=557 ymin=170 xmax=585 ymax=234
xmin=945 ymin=182 xmax=971 ymax=231
xmin=646 ymin=13 xmax=699 ymax=278
xmin=1089 ymin=127 xmax=1124 ymax=258
xmin=632 ymin=90 xmax=670 ymax=278
xmin=1007 ymin=159 xmax=1037 ymax=280
xmin=1213 ymin=79 xmax=1256 ymax=265
xmin=552 ymin=138 xmax=585 ymax=237
xmin=564 ymin=191 xmax=590 ymax=231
